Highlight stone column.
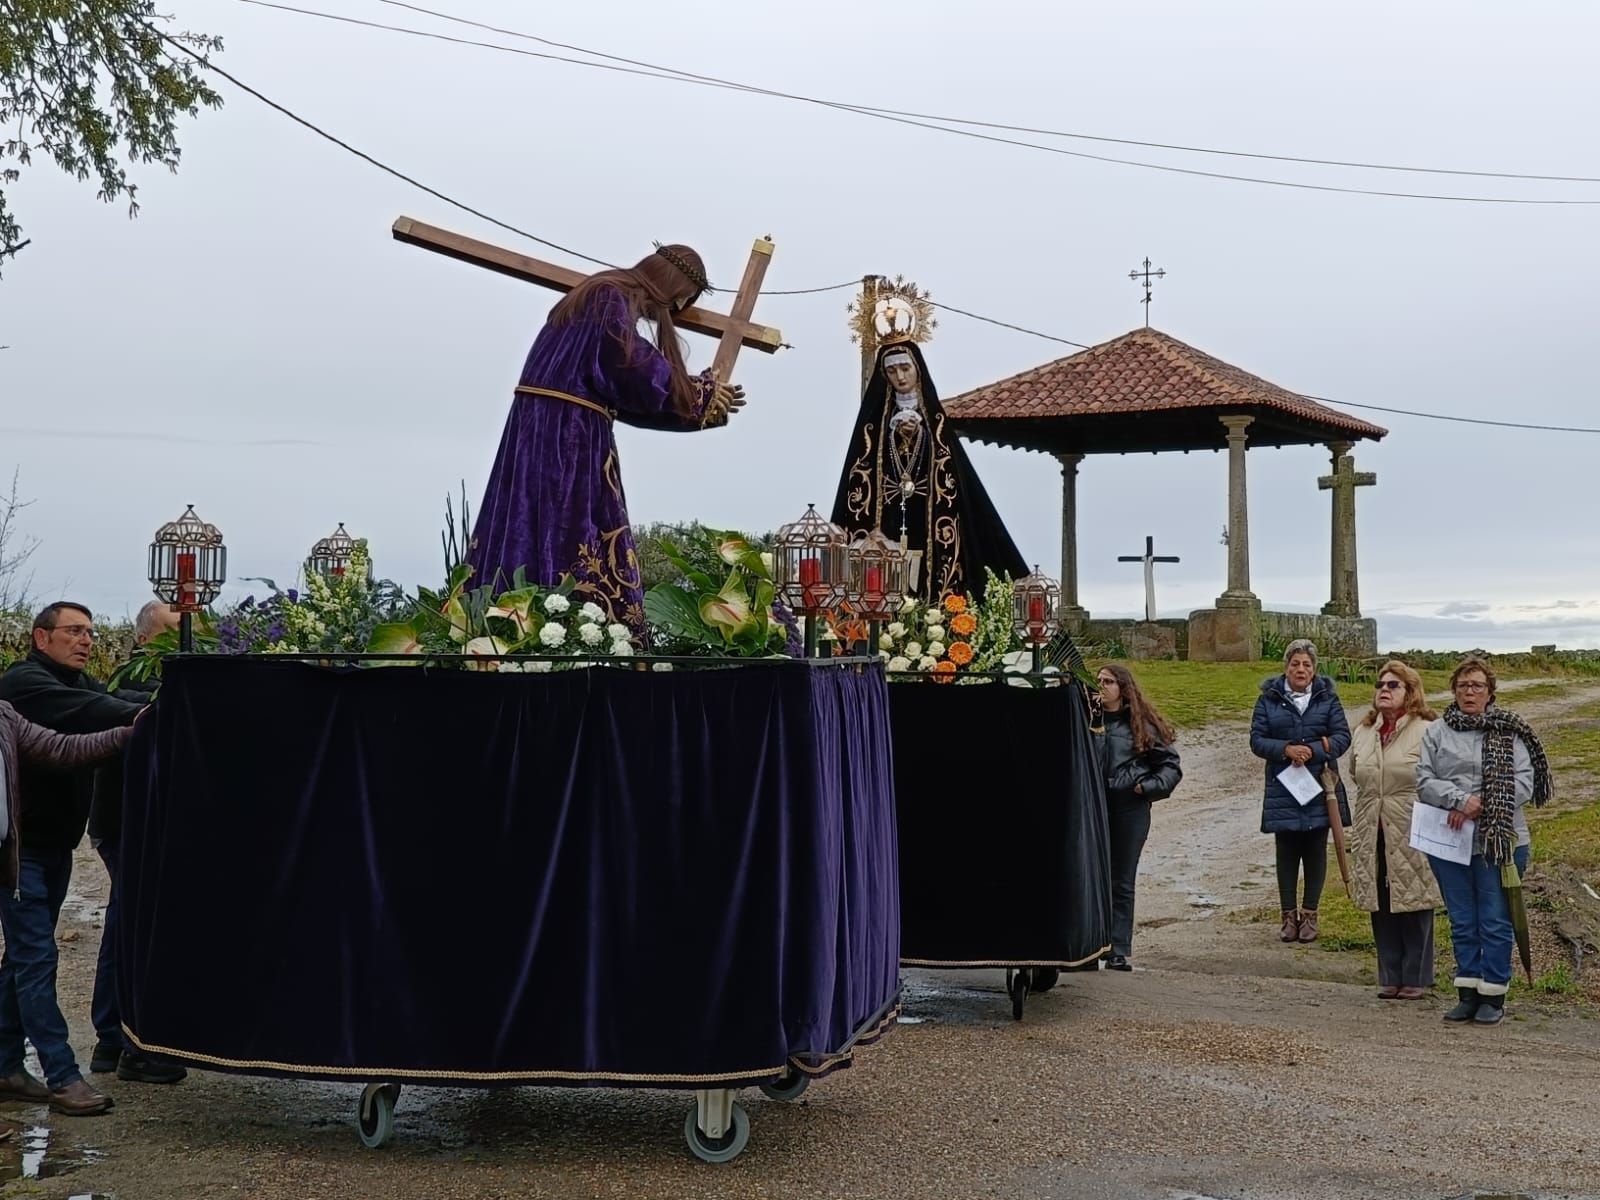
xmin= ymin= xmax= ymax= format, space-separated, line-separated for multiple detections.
xmin=1217 ymin=416 xmax=1258 ymax=608
xmin=1055 ymin=452 xmax=1088 ymax=628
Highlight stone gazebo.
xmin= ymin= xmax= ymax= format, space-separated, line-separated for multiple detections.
xmin=943 ymin=327 xmax=1388 ymax=661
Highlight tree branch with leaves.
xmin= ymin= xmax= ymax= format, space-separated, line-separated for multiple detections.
xmin=0 ymin=1 xmax=223 ymax=274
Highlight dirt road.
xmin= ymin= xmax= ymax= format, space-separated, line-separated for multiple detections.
xmin=6 ymin=686 xmax=1598 ymax=1199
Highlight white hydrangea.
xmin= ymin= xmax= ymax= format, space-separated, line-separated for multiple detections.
xmin=578 ymin=601 xmax=607 ymax=624
xmin=539 ymin=622 xmax=567 ymax=648
xmin=927 ymin=641 xmax=946 ymax=658
xmin=886 ymin=655 xmax=912 ymax=672
xmin=886 ymin=622 xmax=907 ymax=639
xmin=606 ymin=622 xmax=631 ymax=642
xmin=542 ymin=593 xmax=570 ymax=615
xmin=609 ymin=639 xmax=633 ymax=657
xmin=578 ymin=623 xmax=604 ymax=646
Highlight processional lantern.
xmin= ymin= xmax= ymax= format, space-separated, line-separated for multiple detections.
xmin=307 ymin=522 xmax=360 ymax=580
xmin=773 ymin=504 xmax=848 ymax=657
xmin=148 ymin=504 xmax=227 ymax=653
xmin=845 ymin=530 xmax=909 ymax=653
xmin=1012 ymin=565 xmax=1061 ymax=673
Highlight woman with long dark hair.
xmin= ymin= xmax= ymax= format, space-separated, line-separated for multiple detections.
xmin=1095 ymin=663 xmax=1181 ymax=971
xmin=468 ymin=245 xmax=745 ymax=632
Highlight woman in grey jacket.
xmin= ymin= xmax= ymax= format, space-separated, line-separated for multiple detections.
xmin=1416 ymin=657 xmax=1553 ymax=1026
xmin=1095 ymin=664 xmax=1181 ymax=971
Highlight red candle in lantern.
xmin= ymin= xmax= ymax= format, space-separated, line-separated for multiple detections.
xmin=864 ymin=565 xmax=884 ymax=597
xmin=177 ymin=550 xmax=197 ymax=608
xmin=798 ymin=556 xmax=827 ymax=609
xmin=1028 ymin=594 xmax=1046 ymax=639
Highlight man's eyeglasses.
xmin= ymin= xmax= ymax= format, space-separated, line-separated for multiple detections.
xmin=1376 ymin=680 xmax=1404 ymax=691
xmin=49 ymin=624 xmax=97 ymax=642
xmin=1455 ymin=681 xmax=1489 ymax=693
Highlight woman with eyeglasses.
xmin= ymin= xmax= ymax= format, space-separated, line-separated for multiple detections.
xmin=1416 ymin=657 xmax=1553 ymax=1025
xmin=1094 ymin=664 xmax=1181 ymax=971
xmin=1348 ymin=660 xmax=1441 ymax=999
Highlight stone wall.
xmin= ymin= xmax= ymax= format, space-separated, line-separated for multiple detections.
xmin=1080 ymin=618 xmax=1188 ymax=661
xmin=1260 ymin=611 xmax=1378 ymax=658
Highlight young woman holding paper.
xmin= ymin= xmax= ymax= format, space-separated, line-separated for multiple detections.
xmin=1348 ymin=660 xmax=1440 ymax=999
xmin=1249 ymin=639 xmax=1352 ymax=944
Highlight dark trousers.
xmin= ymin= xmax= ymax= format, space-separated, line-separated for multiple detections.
xmin=0 ymin=848 xmax=81 ymax=1088
xmin=1108 ymin=799 xmax=1153 ymax=957
xmin=91 ymin=840 xmax=124 ymax=1053
xmin=1371 ymin=828 xmax=1435 ymax=987
xmin=1275 ymin=827 xmax=1329 ymax=912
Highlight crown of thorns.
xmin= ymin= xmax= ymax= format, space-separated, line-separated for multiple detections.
xmin=653 ymin=242 xmax=713 ymax=294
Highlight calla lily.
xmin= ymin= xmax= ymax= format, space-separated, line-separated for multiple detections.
xmin=700 ymin=576 xmax=755 ymax=641
xmin=486 ymin=605 xmax=531 ymax=636
xmin=444 ymin=595 xmax=471 ymax=644
xmin=463 ymin=636 xmax=509 ymax=669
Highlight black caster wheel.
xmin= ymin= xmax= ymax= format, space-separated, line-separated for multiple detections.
xmin=1007 ymin=968 xmax=1028 ymax=1021
xmin=759 ymin=1066 xmax=810 ymax=1102
xmin=1031 ymin=966 xmax=1059 ymax=993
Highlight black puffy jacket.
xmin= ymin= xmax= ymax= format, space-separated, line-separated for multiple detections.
xmin=1250 ymin=673 xmax=1352 ymax=833
xmin=1097 ymin=706 xmax=1182 ymax=804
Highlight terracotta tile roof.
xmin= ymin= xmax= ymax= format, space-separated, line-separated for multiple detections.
xmin=943 ymin=327 xmax=1387 ymax=442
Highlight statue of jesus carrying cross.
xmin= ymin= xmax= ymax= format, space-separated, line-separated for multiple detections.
xmin=394 ymin=217 xmax=783 ymax=634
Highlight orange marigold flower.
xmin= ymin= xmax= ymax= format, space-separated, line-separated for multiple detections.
xmin=943 ymin=594 xmax=968 ymax=614
xmin=949 ymin=612 xmax=978 ymax=636
xmin=932 ymin=660 xmax=957 ymax=684
xmin=946 ymin=641 xmax=975 ymax=665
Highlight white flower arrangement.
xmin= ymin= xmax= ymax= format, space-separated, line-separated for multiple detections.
xmin=578 ymin=623 xmax=604 ymax=647
xmin=539 ymin=622 xmax=567 ymax=648
xmin=543 ymin=593 xmax=571 ymax=615
xmin=606 ymin=622 xmax=631 ymax=642
xmin=579 ymin=601 xmax=607 ymax=624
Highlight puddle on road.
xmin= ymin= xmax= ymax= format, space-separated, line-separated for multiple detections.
xmin=0 ymin=1120 xmax=104 ymax=1182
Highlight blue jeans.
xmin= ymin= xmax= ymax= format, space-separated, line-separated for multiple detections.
xmin=91 ymin=841 xmax=123 ymax=1054
xmin=1429 ymin=843 xmax=1530 ymax=996
xmin=0 ymin=848 xmax=80 ymax=1088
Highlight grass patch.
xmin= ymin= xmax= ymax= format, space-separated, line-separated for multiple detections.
xmin=1314 ymin=882 xmax=1457 ymax=989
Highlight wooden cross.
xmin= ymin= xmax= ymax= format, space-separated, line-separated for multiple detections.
xmin=1128 ymin=257 xmax=1166 ymax=328
xmin=1117 ymin=535 xmax=1180 ymax=622
xmin=391 ymin=217 xmax=783 ymax=383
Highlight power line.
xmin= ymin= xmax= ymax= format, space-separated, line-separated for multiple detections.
xmin=232 ymin=0 xmax=1600 ymax=206
xmin=374 ymin=0 xmax=1600 ymax=186
xmin=161 ymin=34 xmax=855 ymax=295
xmin=167 ymin=35 xmax=1598 ymax=437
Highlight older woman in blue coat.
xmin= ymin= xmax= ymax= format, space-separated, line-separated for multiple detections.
xmin=1250 ymin=639 xmax=1352 ymax=944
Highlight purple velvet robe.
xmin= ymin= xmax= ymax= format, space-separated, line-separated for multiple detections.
xmin=468 ymin=285 xmax=714 ymax=631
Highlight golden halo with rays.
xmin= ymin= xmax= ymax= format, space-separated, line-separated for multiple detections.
xmin=848 ymin=275 xmax=937 ymax=347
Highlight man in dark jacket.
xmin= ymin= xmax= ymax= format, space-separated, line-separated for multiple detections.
xmin=0 ymin=602 xmax=146 ymax=1114
xmin=87 ymin=599 xmax=184 ymax=1085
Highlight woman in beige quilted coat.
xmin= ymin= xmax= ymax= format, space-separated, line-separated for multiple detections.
xmin=1348 ymin=659 xmax=1441 ymax=999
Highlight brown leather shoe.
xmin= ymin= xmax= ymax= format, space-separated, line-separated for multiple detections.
xmin=1279 ymin=910 xmax=1300 ymax=942
xmin=1377 ymin=985 xmax=1400 ymax=999
xmin=48 ymin=1079 xmax=112 ymax=1116
xmin=0 ymin=1069 xmax=49 ymax=1103
xmin=1395 ymin=986 xmax=1428 ymax=1000
xmin=1297 ymin=910 xmax=1320 ymax=942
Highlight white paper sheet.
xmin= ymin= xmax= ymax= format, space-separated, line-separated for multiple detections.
xmin=1277 ymin=763 xmax=1324 ymax=806
xmin=1409 ymin=801 xmax=1475 ymax=865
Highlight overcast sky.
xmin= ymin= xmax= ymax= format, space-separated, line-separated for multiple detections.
xmin=2 ymin=0 xmax=1596 ymax=650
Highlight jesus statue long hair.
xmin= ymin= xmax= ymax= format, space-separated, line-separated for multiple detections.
xmin=550 ymin=244 xmax=710 ymax=419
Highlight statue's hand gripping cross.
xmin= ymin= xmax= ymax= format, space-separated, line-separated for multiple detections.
xmin=392 ymin=217 xmax=783 ymax=383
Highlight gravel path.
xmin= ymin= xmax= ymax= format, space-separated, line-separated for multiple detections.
xmin=6 ymin=684 xmax=1598 ymax=1199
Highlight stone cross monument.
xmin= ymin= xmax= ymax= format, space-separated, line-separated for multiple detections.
xmin=1318 ymin=442 xmax=1376 ymax=617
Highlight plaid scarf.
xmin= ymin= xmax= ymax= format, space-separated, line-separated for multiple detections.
xmin=1442 ymin=703 xmax=1554 ymax=865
